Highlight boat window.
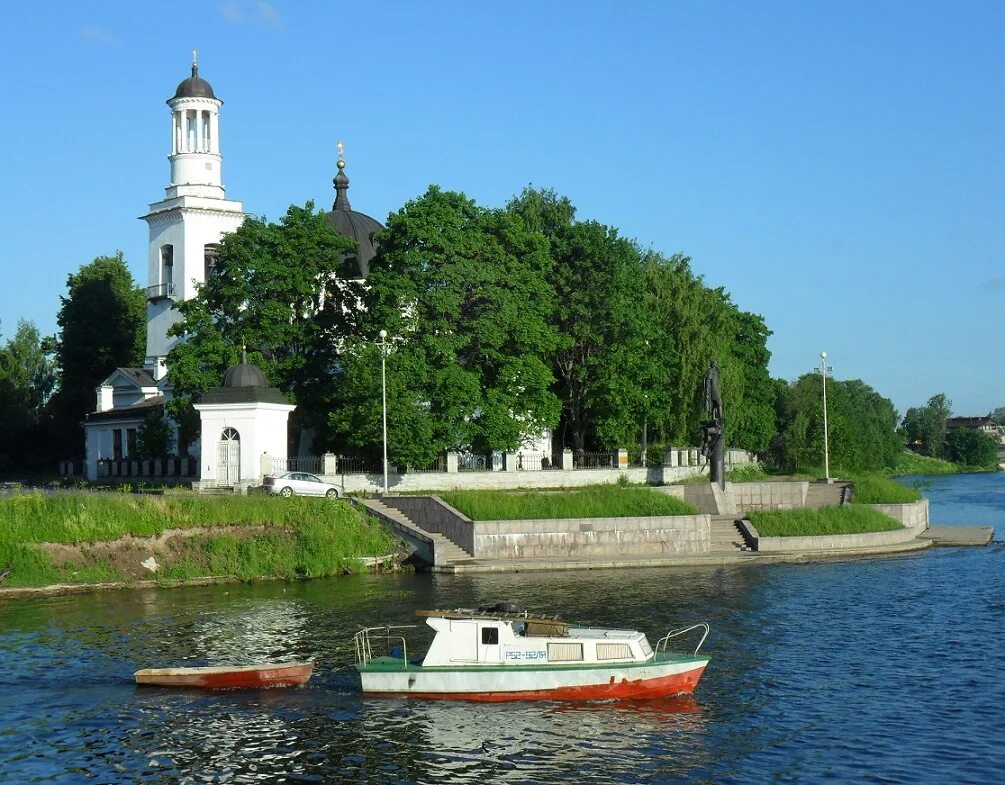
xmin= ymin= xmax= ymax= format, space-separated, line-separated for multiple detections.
xmin=481 ymin=627 xmax=499 ymax=645
xmin=547 ymin=642 xmax=583 ymax=662
xmin=597 ymin=643 xmax=633 ymax=660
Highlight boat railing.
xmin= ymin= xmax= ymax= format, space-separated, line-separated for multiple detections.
xmin=353 ymin=625 xmax=417 ymax=667
xmin=654 ymin=623 xmax=710 ymax=656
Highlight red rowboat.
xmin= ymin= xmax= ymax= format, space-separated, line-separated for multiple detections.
xmin=134 ymin=661 xmax=314 ymax=689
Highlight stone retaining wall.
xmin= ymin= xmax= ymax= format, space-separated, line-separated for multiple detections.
xmin=862 ymin=498 xmax=928 ymax=528
xmin=739 ymin=498 xmax=929 ymax=553
xmin=380 ymin=496 xmax=710 ymax=559
xmin=472 ymin=515 xmax=710 ymax=559
xmin=729 ymin=481 xmax=808 ymax=512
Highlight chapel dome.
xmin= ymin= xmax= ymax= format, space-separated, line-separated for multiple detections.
xmin=324 ymin=162 xmax=384 ymax=279
xmin=222 ymin=359 xmax=268 ymax=388
xmin=172 ymin=64 xmax=217 ymax=100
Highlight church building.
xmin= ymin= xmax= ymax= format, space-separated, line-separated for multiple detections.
xmin=82 ymin=58 xmax=383 ymax=483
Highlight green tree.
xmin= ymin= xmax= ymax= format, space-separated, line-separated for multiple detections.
xmin=51 ymin=252 xmax=145 ymax=454
xmin=901 ymin=393 xmax=952 ymax=457
xmin=544 ymin=219 xmax=650 ymax=452
xmin=990 ymin=406 xmax=1005 ymax=422
xmin=0 ymin=320 xmax=58 ymax=469
xmin=641 ymin=252 xmax=774 ymax=453
xmin=135 ymin=407 xmax=176 ymax=459
xmin=508 ymin=187 xmax=775 ymax=456
xmin=943 ymin=427 xmax=998 ymax=468
xmin=331 ymin=187 xmax=561 ymax=465
xmin=768 ymin=374 xmax=902 ymax=473
xmin=167 ymin=203 xmax=360 ymax=443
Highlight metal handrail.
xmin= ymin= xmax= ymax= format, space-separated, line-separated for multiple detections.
xmin=352 ymin=625 xmax=417 ymax=667
xmin=654 ymin=622 xmax=710 ymax=656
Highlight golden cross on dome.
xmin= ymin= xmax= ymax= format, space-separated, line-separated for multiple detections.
xmin=193 ymin=49 xmax=198 ymax=68
xmin=337 ymin=139 xmax=346 ymax=169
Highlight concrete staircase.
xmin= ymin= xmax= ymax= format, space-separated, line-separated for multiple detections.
xmin=710 ymin=515 xmax=751 ymax=552
xmin=804 ymin=482 xmax=850 ymax=509
xmin=360 ymin=498 xmax=472 ymax=566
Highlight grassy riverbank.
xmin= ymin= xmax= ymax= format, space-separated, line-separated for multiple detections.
xmin=0 ymin=492 xmax=396 ymax=588
xmin=439 ymin=486 xmax=698 ymax=520
xmin=749 ymin=506 xmax=903 ymax=537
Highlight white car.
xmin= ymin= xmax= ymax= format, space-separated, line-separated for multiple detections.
xmin=264 ymin=472 xmax=343 ymax=498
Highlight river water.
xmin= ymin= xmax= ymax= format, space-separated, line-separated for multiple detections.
xmin=1 ymin=473 xmax=1003 ymax=784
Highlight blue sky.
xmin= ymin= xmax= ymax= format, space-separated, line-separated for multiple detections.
xmin=1 ymin=1 xmax=1001 ymax=417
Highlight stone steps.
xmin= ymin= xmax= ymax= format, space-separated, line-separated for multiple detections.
xmin=710 ymin=515 xmax=750 ymax=552
xmin=363 ymin=499 xmax=472 ymax=563
xmin=804 ymin=482 xmax=849 ymax=508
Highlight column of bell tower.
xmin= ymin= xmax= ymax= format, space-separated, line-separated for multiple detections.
xmin=141 ymin=53 xmax=244 ymax=382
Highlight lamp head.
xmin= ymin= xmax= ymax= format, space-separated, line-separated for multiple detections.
xmin=378 ymin=330 xmax=387 ymax=340
xmin=820 ymin=351 xmax=827 ymax=360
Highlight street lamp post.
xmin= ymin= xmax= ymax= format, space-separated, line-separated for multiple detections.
xmin=378 ymin=330 xmax=389 ymax=494
xmin=820 ymin=351 xmax=831 ymax=483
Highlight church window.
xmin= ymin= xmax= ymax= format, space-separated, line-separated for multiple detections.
xmin=127 ymin=428 xmax=137 ymax=457
xmin=161 ymin=245 xmax=174 ymax=293
xmin=112 ymin=430 xmax=123 ymax=461
xmin=221 ymin=427 xmax=240 ymax=442
xmin=204 ymin=243 xmax=220 ymax=280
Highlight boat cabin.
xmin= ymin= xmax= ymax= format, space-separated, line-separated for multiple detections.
xmin=416 ymin=609 xmax=654 ymax=667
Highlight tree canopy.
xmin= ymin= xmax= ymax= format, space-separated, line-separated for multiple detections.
xmin=51 ymin=252 xmax=145 ymax=454
xmin=943 ymin=426 xmax=998 ymax=469
xmin=329 ymin=187 xmax=561 ymax=466
xmin=0 ymin=320 xmax=57 ymax=470
xmin=900 ymin=393 xmax=952 ymax=458
xmin=507 ymin=187 xmax=775 ymax=455
xmin=167 ymin=202 xmax=360 ymax=446
xmin=768 ymin=374 xmax=902 ymax=473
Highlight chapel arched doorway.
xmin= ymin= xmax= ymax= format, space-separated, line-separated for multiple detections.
xmin=218 ymin=427 xmax=240 ymax=485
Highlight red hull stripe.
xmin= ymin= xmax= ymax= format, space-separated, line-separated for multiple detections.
xmin=369 ymin=664 xmax=707 ymax=702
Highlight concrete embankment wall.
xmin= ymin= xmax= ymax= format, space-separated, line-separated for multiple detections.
xmin=380 ymin=496 xmax=711 ymax=559
xmin=863 ymin=498 xmax=929 ymax=528
xmin=741 ymin=499 xmax=929 ymax=553
xmin=655 ymin=481 xmax=808 ymax=515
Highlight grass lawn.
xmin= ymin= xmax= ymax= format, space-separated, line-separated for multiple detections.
xmin=439 ymin=486 xmax=698 ymax=521
xmin=0 ymin=491 xmax=396 ymax=588
xmin=748 ymin=506 xmax=902 ymax=537
xmin=848 ymin=475 xmax=921 ymax=504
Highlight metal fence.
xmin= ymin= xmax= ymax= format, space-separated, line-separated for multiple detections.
xmin=516 ymin=453 xmax=562 ymax=471
xmin=457 ymin=454 xmax=488 ymax=472
xmin=335 ymin=456 xmax=384 ymax=475
xmin=572 ymin=451 xmax=618 ymax=469
xmin=270 ymin=456 xmax=323 ymax=475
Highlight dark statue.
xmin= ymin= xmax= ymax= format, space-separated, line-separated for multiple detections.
xmin=701 ymin=360 xmax=726 ymax=489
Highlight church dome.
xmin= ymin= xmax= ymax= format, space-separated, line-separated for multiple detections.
xmin=324 ymin=162 xmax=384 ymax=279
xmin=222 ymin=357 xmax=268 ymax=388
xmin=173 ymin=64 xmax=217 ymax=100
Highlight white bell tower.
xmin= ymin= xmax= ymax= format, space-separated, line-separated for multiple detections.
xmin=142 ymin=52 xmax=244 ymax=381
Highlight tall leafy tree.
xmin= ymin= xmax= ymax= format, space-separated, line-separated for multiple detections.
xmin=901 ymin=393 xmax=952 ymax=457
xmin=641 ymin=252 xmax=774 ymax=453
xmin=943 ymin=427 xmax=998 ymax=468
xmin=330 ymin=187 xmax=561 ymax=465
xmin=509 ymin=189 xmax=653 ymax=452
xmin=769 ymin=374 xmax=902 ymax=473
xmin=52 ymin=252 xmax=145 ymax=453
xmin=167 ymin=202 xmax=360 ymax=444
xmin=0 ymin=320 xmax=58 ymax=469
